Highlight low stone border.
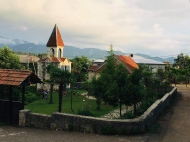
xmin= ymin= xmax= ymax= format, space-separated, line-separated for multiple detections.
xmin=19 ymin=87 xmax=177 ymax=134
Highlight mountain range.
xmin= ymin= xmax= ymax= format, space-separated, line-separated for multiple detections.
xmin=0 ymin=36 xmax=176 ymax=64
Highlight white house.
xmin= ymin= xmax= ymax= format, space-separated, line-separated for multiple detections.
xmin=129 ymin=54 xmax=166 ymax=72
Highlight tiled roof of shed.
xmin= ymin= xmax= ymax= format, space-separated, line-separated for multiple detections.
xmin=115 ymin=55 xmax=139 ymax=72
xmin=46 ymin=24 xmax=64 ymax=47
xmin=0 ymin=69 xmax=42 ymax=86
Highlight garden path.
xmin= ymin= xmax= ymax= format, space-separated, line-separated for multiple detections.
xmin=81 ymin=92 xmax=96 ymax=100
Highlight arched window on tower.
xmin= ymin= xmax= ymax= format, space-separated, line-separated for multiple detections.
xmin=50 ymin=48 xmax=55 ymax=57
xmin=58 ymin=48 xmax=62 ymax=58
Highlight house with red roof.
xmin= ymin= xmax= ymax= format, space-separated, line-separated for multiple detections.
xmin=37 ymin=24 xmax=72 ymax=89
xmin=88 ymin=55 xmax=138 ymax=80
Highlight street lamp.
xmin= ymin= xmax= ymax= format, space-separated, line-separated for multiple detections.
xmin=28 ymin=47 xmax=31 ymax=70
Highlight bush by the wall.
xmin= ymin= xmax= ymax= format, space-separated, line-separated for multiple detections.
xmin=77 ymin=109 xmax=93 ymax=116
xmin=24 ymin=92 xmax=38 ymax=105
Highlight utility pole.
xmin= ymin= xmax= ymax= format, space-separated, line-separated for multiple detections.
xmin=28 ymin=47 xmax=31 ymax=70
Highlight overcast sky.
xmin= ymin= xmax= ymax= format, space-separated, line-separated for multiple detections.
xmin=1 ymin=0 xmax=190 ymax=57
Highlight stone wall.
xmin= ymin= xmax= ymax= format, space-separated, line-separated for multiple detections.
xmin=19 ymin=87 xmax=177 ymax=134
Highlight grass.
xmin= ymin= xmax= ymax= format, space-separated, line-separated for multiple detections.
xmin=25 ymin=90 xmax=118 ymax=117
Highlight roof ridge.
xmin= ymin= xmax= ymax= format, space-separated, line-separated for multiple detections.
xmin=46 ymin=24 xmax=64 ymax=47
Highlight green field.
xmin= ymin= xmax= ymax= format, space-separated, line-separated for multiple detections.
xmin=25 ymin=90 xmax=117 ymax=117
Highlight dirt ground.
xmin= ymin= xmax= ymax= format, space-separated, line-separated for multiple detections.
xmin=145 ymin=85 xmax=190 ymax=142
xmin=0 ymin=85 xmax=190 ymax=142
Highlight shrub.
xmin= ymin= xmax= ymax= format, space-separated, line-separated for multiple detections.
xmin=120 ymin=111 xmax=134 ymax=119
xmin=77 ymin=109 xmax=93 ymax=116
xmin=25 ymin=92 xmax=38 ymax=104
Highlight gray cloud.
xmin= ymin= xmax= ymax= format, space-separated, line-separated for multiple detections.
xmin=0 ymin=0 xmax=190 ymax=57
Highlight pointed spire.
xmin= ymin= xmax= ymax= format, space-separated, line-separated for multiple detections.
xmin=46 ymin=24 xmax=64 ymax=47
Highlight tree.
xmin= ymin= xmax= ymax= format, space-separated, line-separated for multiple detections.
xmin=114 ymin=64 xmax=129 ymax=117
xmin=0 ymin=46 xmax=22 ymax=69
xmin=81 ymin=80 xmax=91 ymax=98
xmin=173 ymin=53 xmax=190 ymax=69
xmin=139 ymin=65 xmax=155 ymax=108
xmin=46 ymin=64 xmax=56 ymax=104
xmin=172 ymin=53 xmax=190 ymax=86
xmin=90 ymin=77 xmax=104 ymax=110
xmin=71 ymin=56 xmax=91 ymax=82
xmin=128 ymin=68 xmax=145 ymax=116
xmin=99 ymin=44 xmax=118 ymax=106
xmin=48 ymin=65 xmax=72 ymax=112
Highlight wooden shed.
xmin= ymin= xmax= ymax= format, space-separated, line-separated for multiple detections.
xmin=0 ymin=69 xmax=42 ymax=125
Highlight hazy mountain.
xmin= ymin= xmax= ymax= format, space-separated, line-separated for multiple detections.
xmin=0 ymin=36 xmax=176 ymax=64
xmin=64 ymin=46 xmax=125 ymax=59
xmin=136 ymin=53 xmax=175 ymax=64
xmin=0 ymin=36 xmax=29 ymax=45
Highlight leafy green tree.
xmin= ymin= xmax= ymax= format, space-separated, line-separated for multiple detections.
xmin=90 ymin=77 xmax=104 ymax=110
xmin=173 ymin=53 xmax=190 ymax=69
xmin=140 ymin=65 xmax=155 ymax=107
xmin=128 ymin=68 xmax=145 ymax=116
xmin=170 ymin=68 xmax=180 ymax=86
xmin=81 ymin=80 xmax=92 ymax=98
xmin=47 ymin=65 xmax=72 ymax=112
xmin=46 ymin=64 xmax=56 ymax=104
xmin=99 ymin=44 xmax=118 ymax=106
xmin=71 ymin=56 xmax=91 ymax=82
xmin=115 ymin=64 xmax=129 ymax=117
xmin=172 ymin=53 xmax=190 ymax=86
xmin=0 ymin=46 xmax=22 ymax=69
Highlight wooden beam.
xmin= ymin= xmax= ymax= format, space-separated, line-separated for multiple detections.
xmin=22 ymin=85 xmax=25 ymax=109
xmin=9 ymin=86 xmax=12 ymax=125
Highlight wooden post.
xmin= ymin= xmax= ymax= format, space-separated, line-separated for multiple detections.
xmin=9 ymin=86 xmax=12 ymax=125
xmin=22 ymin=85 xmax=25 ymax=109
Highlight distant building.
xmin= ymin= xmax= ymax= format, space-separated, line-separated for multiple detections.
xmin=129 ymin=54 xmax=166 ymax=72
xmin=88 ymin=55 xmax=138 ymax=80
xmin=37 ymin=24 xmax=72 ymax=90
xmin=19 ymin=55 xmax=40 ymax=72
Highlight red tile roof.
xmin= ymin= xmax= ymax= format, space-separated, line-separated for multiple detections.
xmin=88 ymin=62 xmax=105 ymax=73
xmin=89 ymin=55 xmax=138 ymax=74
xmin=0 ymin=69 xmax=42 ymax=86
xmin=88 ymin=65 xmax=99 ymax=71
xmin=38 ymin=58 xmax=48 ymax=62
xmin=46 ymin=24 xmax=64 ymax=47
xmin=115 ymin=55 xmax=139 ymax=72
xmin=57 ymin=58 xmax=66 ymax=62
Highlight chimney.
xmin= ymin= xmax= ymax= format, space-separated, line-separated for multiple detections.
xmin=130 ymin=54 xmax=133 ymax=57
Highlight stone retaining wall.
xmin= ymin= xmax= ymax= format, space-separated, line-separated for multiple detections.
xmin=19 ymin=87 xmax=177 ymax=134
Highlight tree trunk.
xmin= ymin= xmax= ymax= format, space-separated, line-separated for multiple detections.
xmin=58 ymin=82 xmax=64 ymax=112
xmin=49 ymin=83 xmax=53 ymax=104
xmin=134 ymin=103 xmax=136 ymax=116
xmin=119 ymin=101 xmax=122 ymax=118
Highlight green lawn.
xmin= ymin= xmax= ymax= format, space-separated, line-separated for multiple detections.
xmin=25 ymin=90 xmax=117 ymax=117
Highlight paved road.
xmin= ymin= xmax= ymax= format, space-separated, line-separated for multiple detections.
xmin=0 ymin=85 xmax=190 ymax=142
xmin=0 ymin=126 xmax=147 ymax=142
xmin=146 ymin=85 xmax=190 ymax=142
